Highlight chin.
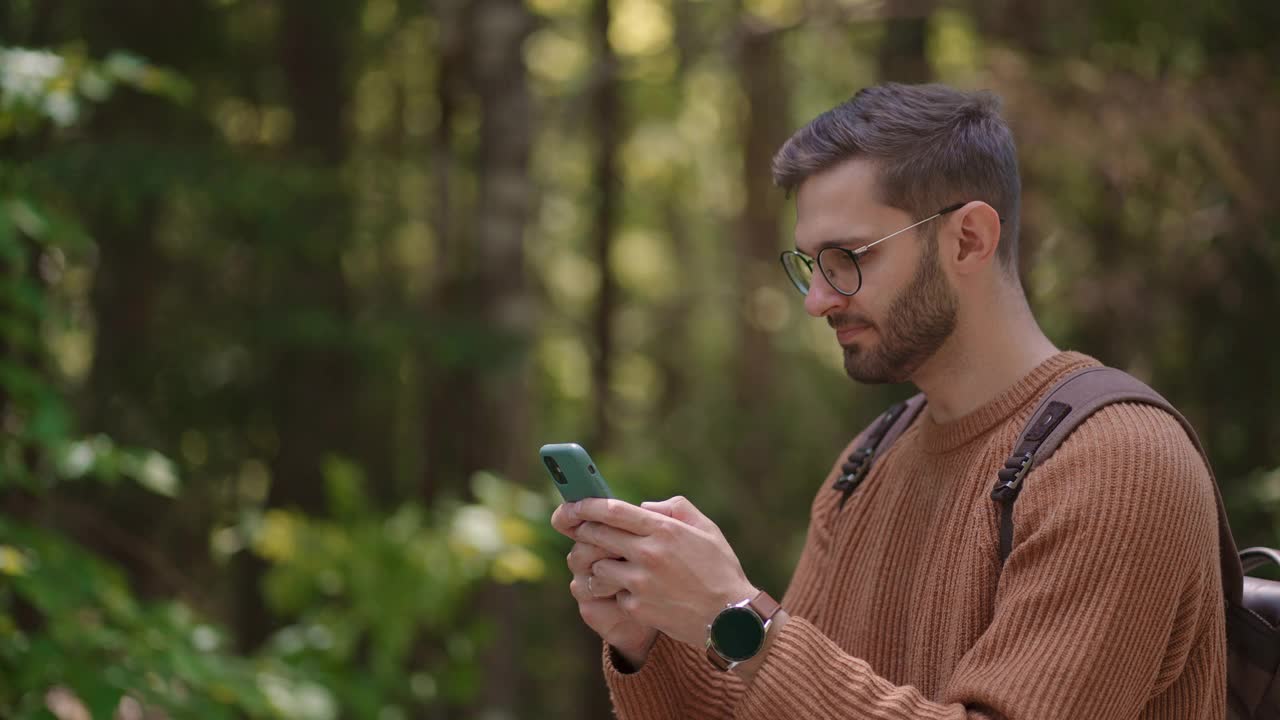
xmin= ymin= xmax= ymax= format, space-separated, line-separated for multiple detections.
xmin=843 ymin=346 xmax=914 ymax=385
xmin=843 ymin=349 xmax=885 ymax=384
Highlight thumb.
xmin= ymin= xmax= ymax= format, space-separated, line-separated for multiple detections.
xmin=641 ymin=496 xmax=715 ymax=532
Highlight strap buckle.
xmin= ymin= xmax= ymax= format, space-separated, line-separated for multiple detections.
xmin=991 ymin=451 xmax=1033 ymax=502
xmin=832 ymin=447 xmax=874 ymax=492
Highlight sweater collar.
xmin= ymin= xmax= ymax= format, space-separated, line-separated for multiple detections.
xmin=916 ymin=351 xmax=1101 ymax=454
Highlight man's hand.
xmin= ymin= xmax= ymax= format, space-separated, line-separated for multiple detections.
xmin=553 ymin=496 xmax=757 ymax=649
xmin=553 ymin=504 xmax=659 ymax=667
xmin=564 ymin=540 xmax=659 ymax=667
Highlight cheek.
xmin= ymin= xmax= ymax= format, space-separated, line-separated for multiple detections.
xmin=849 ymin=279 xmax=891 ymax=320
xmin=858 ymin=254 xmax=915 ymax=313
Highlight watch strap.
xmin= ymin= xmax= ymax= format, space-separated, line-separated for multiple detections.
xmin=748 ymin=589 xmax=780 ymax=623
xmin=705 ymin=638 xmax=734 ymax=671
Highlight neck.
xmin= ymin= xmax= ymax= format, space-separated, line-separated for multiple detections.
xmin=910 ymin=284 xmax=1059 ymax=424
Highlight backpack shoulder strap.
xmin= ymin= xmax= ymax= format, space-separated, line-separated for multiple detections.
xmin=991 ymin=366 xmax=1243 ymax=604
xmin=833 ymin=393 xmax=927 ymax=509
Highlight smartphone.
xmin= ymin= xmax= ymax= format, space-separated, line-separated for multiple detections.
xmin=539 ymin=443 xmax=614 ymax=502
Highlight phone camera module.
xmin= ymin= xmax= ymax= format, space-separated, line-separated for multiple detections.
xmin=544 ymin=456 xmax=567 ymax=484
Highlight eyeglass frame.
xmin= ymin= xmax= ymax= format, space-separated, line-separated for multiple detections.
xmin=779 ymin=201 xmax=1001 ymax=297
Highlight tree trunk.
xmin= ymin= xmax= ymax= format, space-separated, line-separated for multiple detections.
xmin=731 ymin=24 xmax=789 ymax=551
xmin=589 ymin=0 xmax=622 ymax=457
xmin=421 ymin=0 xmax=469 ymax=507
xmin=573 ymin=1 xmax=626 ymax=715
xmin=469 ymin=0 xmax=536 ymax=714
xmin=470 ymin=0 xmax=536 ymax=479
xmin=235 ymin=0 xmax=362 ymax=652
xmin=876 ymin=0 xmax=934 ymax=83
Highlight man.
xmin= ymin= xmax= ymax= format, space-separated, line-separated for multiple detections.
xmin=550 ymin=83 xmax=1225 ymax=718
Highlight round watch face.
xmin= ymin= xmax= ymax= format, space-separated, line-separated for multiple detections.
xmin=711 ymin=606 xmax=765 ymax=661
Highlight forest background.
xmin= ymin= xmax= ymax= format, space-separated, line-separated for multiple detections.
xmin=2 ymin=0 xmax=1279 ymax=717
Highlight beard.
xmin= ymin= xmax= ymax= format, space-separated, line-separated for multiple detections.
xmin=834 ymin=235 xmax=958 ymax=384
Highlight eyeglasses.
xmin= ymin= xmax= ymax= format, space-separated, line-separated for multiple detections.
xmin=779 ymin=202 xmax=967 ymax=297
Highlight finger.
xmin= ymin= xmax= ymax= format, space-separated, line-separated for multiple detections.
xmin=639 ymin=495 xmax=715 ymax=533
xmin=570 ymin=575 xmax=589 ymax=602
xmin=575 ymin=521 xmax=644 ymax=558
xmin=640 ymin=500 xmax=676 ymax=517
xmin=616 ymin=589 xmax=640 ymax=617
xmin=590 ymin=573 xmax=621 ymax=598
xmin=566 ymin=542 xmax=617 ymax=576
xmin=575 ymin=498 xmax=665 ymax=537
xmin=550 ymin=503 xmax=585 ymax=538
xmin=591 ymin=557 xmax=645 ymax=592
xmin=570 ymin=575 xmax=609 ymax=603
xmin=580 ymin=597 xmax=632 ymax=633
xmin=570 ymin=572 xmax=621 ymax=601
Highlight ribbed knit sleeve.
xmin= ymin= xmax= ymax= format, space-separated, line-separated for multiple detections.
xmin=603 ymin=433 xmax=867 ymax=719
xmin=731 ymin=403 xmax=1225 ymax=719
xmin=603 ymin=631 xmax=740 ymax=720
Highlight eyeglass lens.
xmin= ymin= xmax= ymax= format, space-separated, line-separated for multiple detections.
xmin=780 ymin=250 xmax=862 ymax=296
xmin=817 ymin=248 xmax=861 ymax=295
xmin=781 ymin=252 xmax=813 ymax=294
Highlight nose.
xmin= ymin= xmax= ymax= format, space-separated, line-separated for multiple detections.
xmin=803 ymin=269 xmax=846 ymax=318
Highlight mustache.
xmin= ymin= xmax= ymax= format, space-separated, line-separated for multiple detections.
xmin=828 ymin=313 xmax=875 ymax=330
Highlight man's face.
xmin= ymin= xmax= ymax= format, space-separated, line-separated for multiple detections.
xmin=793 ymin=159 xmax=958 ymax=384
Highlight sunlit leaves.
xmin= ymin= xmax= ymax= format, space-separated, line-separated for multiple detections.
xmin=0 ymin=545 xmax=31 ymax=576
xmin=0 ymin=519 xmax=283 ymax=719
xmin=744 ymin=0 xmax=805 ymax=26
xmin=0 ymin=48 xmax=191 ymax=137
xmin=610 ymin=228 xmax=677 ymax=298
xmin=928 ymin=9 xmax=983 ymax=80
xmin=51 ymin=436 xmax=182 ymax=497
xmin=525 ymin=26 xmax=592 ymax=87
xmin=609 ymin=0 xmax=674 ymax=57
xmin=221 ymin=468 xmax=553 ymax=712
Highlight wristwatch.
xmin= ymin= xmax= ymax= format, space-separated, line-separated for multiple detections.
xmin=705 ymin=589 xmax=781 ymax=671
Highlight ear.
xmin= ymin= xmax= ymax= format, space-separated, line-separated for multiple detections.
xmin=948 ymin=201 xmax=1002 ymax=275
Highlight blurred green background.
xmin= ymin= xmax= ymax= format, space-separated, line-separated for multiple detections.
xmin=2 ymin=0 xmax=1278 ymax=717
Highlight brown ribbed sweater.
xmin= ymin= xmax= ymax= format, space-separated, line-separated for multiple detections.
xmin=603 ymin=352 xmax=1226 ymax=719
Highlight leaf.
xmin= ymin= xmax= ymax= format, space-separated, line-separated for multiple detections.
xmin=0 ymin=203 xmax=17 ymax=258
xmin=0 ymin=546 xmax=31 ymax=576
xmin=134 ymin=451 xmax=180 ymax=497
xmin=323 ymin=456 xmax=368 ymax=520
xmin=4 ymin=197 xmax=48 ymax=239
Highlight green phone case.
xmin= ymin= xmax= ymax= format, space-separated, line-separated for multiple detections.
xmin=539 ymin=443 xmax=614 ymax=502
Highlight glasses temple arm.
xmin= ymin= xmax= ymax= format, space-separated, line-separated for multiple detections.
xmin=852 ymin=211 xmax=944 ymax=255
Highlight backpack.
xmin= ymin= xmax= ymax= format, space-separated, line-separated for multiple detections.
xmin=833 ymin=366 xmax=1280 ymax=718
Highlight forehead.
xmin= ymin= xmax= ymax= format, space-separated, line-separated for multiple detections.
xmin=793 ymin=158 xmax=905 ymax=253
xmin=796 ymin=158 xmax=880 ymax=214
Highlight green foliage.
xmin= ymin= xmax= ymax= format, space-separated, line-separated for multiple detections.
xmin=0 ymin=459 xmax=553 ymax=718
xmin=228 ymin=467 xmax=553 ymax=716
xmin=0 ymin=47 xmax=191 ymax=137
xmin=0 ymin=188 xmax=82 ymax=485
xmin=0 ymin=46 xmax=556 ymax=718
xmin=0 ymin=517 xmax=281 ymax=719
xmin=0 ymin=46 xmax=270 ymax=719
